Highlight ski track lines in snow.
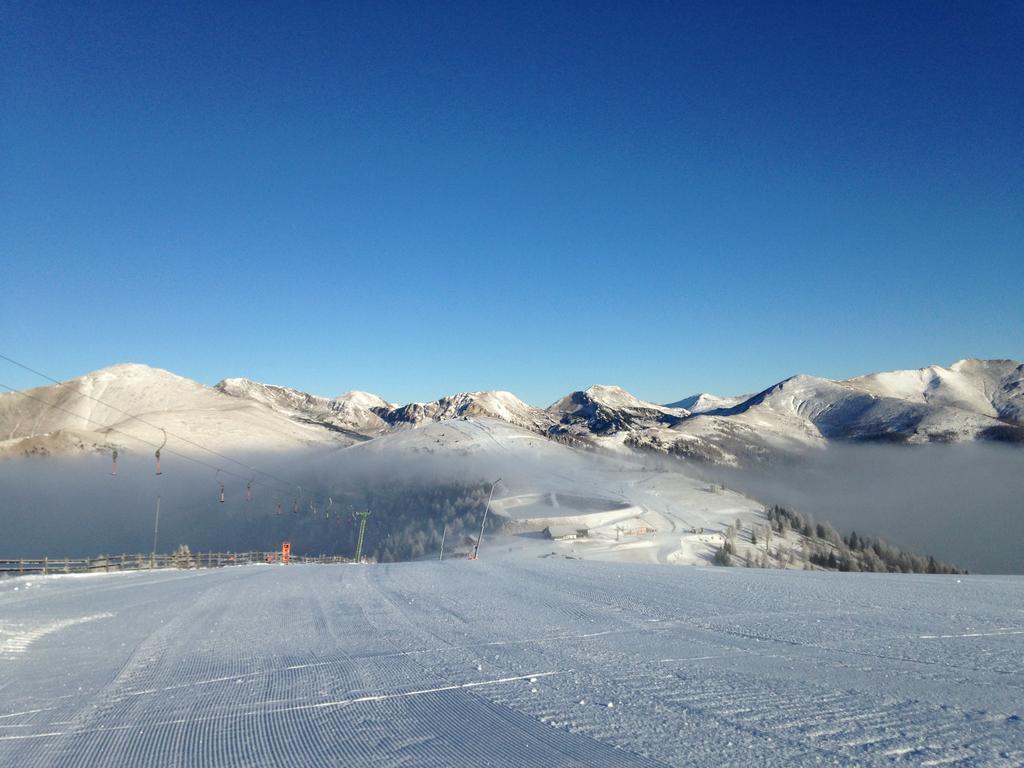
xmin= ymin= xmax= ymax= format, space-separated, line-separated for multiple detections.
xmin=0 ymin=613 xmax=114 ymax=659
xmin=0 ymin=564 xmax=1022 ymax=767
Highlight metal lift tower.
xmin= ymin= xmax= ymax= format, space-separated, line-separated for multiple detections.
xmin=353 ymin=510 xmax=371 ymax=563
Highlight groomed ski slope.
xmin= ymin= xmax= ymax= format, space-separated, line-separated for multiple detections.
xmin=1 ymin=562 xmax=1022 ymax=767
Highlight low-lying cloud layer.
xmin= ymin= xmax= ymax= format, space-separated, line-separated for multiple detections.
xmin=0 ymin=446 xmax=587 ymax=560
xmin=1 ymin=442 xmax=1021 ymax=573
xmin=704 ymin=443 xmax=1024 ymax=574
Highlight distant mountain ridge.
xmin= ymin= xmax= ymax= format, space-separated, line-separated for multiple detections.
xmin=1 ymin=358 xmax=1021 ymax=464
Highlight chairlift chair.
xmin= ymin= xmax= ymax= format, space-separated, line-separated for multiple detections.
xmin=155 ymin=429 xmax=166 ymax=475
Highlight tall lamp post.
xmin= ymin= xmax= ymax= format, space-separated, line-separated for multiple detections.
xmin=472 ymin=478 xmax=501 ymax=560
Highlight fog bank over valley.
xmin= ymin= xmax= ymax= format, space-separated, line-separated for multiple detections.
xmin=703 ymin=443 xmax=1024 ymax=574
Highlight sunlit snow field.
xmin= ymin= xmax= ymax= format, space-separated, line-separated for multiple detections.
xmin=1 ymin=561 xmax=1022 ymax=766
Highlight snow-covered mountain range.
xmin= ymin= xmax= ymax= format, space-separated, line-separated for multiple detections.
xmin=1 ymin=358 xmax=1021 ymax=465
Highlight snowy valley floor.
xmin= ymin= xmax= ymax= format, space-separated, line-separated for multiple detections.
xmin=1 ymin=561 xmax=1022 ymax=767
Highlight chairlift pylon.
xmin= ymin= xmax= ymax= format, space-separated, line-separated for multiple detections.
xmin=111 ymin=448 xmax=118 ymax=477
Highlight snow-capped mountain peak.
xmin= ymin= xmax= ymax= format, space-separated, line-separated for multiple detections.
xmin=545 ymin=384 xmax=689 ymax=439
xmin=666 ymin=392 xmax=750 ymax=413
xmin=334 ymin=391 xmax=394 ymax=410
xmin=382 ymin=390 xmax=551 ymax=433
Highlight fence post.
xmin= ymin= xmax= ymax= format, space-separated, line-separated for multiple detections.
xmin=42 ymin=556 xmax=48 ymax=575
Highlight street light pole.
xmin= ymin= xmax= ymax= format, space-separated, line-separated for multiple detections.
xmin=472 ymin=478 xmax=501 ymax=560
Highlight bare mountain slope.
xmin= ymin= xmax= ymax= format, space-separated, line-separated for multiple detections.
xmin=214 ymin=378 xmax=391 ymax=438
xmin=847 ymin=358 xmax=1024 ymax=426
xmin=701 ymin=373 xmax=1001 ymax=441
xmin=646 ymin=363 xmax=1024 ymax=463
xmin=0 ymin=364 xmax=354 ymax=458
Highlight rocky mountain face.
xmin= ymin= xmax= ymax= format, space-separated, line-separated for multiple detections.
xmin=542 ymin=385 xmax=690 ymax=452
xmin=214 ymin=378 xmax=392 ymax=438
xmin=381 ymin=391 xmax=551 ymax=434
xmin=215 ymin=380 xmax=551 ymax=436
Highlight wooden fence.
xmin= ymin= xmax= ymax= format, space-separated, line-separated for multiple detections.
xmin=0 ymin=551 xmax=353 ymax=577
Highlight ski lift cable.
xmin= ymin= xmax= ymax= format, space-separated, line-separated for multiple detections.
xmin=0 ymin=382 xmax=283 ymax=492
xmin=2 ymin=381 xmax=329 ymax=514
xmin=0 ymin=353 xmax=300 ymax=491
xmin=0 ymin=356 xmax=330 ymax=505
xmin=0 ymin=382 xmax=296 ymax=496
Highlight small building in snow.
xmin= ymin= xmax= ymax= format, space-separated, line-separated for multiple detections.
xmin=544 ymin=525 xmax=587 ymax=541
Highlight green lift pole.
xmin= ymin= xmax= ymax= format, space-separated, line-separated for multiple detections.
xmin=354 ymin=510 xmax=371 ymax=563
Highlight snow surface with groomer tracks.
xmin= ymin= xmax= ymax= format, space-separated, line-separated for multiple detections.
xmin=1 ymin=561 xmax=1021 ymax=767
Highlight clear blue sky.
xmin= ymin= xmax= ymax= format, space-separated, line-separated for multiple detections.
xmin=2 ymin=1 xmax=1021 ymax=406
